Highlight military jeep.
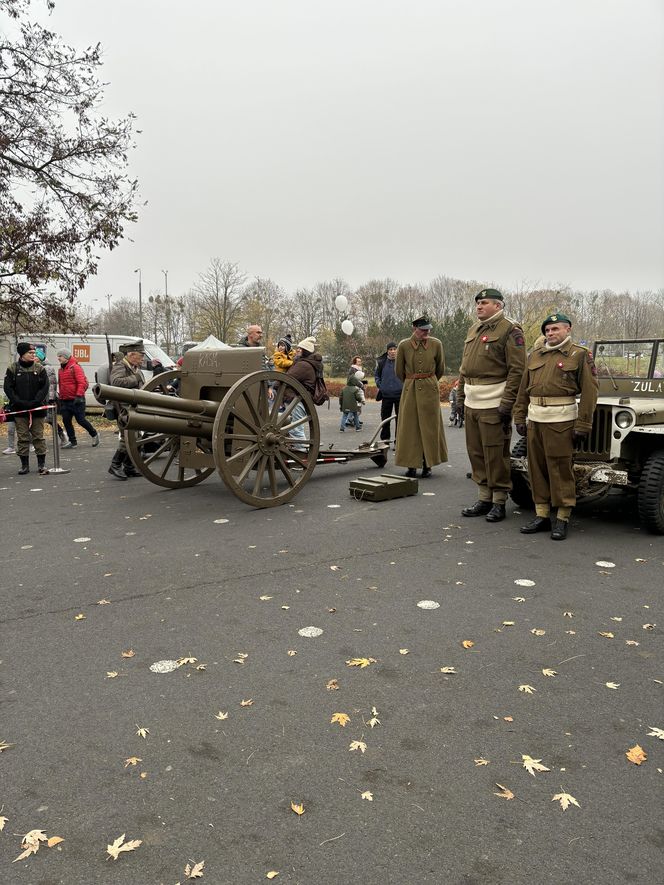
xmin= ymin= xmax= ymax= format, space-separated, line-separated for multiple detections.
xmin=510 ymin=338 xmax=664 ymax=533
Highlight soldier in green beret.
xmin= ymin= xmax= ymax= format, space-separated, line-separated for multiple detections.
xmin=513 ymin=314 xmax=598 ymax=540
xmin=458 ymin=289 xmax=526 ymax=522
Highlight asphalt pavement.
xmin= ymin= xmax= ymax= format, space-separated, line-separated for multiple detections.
xmin=1 ymin=404 xmax=662 ymax=884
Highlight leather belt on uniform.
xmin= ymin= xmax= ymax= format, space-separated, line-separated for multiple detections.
xmin=530 ymin=396 xmax=576 ymax=406
xmin=465 ymin=378 xmax=503 ymax=386
xmin=405 ymin=372 xmax=435 ymax=380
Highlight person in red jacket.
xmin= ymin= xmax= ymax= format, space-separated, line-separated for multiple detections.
xmin=56 ymin=349 xmax=100 ymax=448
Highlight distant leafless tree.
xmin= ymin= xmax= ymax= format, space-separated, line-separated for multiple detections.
xmin=194 ymin=258 xmax=247 ymax=342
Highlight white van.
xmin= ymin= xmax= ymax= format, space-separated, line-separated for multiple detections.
xmin=0 ymin=334 xmax=175 ymax=409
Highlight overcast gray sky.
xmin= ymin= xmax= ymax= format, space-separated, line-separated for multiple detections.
xmin=46 ymin=0 xmax=664 ymax=305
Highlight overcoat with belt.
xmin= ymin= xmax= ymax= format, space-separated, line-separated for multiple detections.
xmin=394 ymin=335 xmax=448 ymax=467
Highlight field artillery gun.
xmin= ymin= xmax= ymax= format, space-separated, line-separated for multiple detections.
xmin=95 ymin=345 xmax=388 ymax=508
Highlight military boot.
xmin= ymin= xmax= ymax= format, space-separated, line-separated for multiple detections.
xmin=461 ymin=501 xmax=492 ymax=517
xmin=123 ymin=453 xmax=142 ymax=478
xmin=18 ymin=455 xmax=30 ymax=475
xmin=37 ymin=454 xmax=49 ymax=476
xmin=551 ymin=519 xmax=568 ymax=541
xmin=108 ymin=449 xmax=128 ymax=480
xmin=485 ymin=503 xmax=506 ymax=522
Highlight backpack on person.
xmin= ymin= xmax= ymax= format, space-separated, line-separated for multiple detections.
xmin=311 ymin=362 xmax=329 ymax=407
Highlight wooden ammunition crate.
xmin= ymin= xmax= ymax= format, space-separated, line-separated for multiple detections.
xmin=349 ymin=473 xmax=419 ymax=502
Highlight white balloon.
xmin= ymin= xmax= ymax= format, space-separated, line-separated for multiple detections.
xmin=341 ymin=319 xmax=354 ymax=335
xmin=334 ymin=294 xmax=348 ymax=313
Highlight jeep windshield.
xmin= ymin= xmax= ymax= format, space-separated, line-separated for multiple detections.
xmin=593 ymin=339 xmax=664 ymax=396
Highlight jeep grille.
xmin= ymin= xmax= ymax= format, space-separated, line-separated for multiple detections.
xmin=576 ymin=404 xmax=612 ymax=458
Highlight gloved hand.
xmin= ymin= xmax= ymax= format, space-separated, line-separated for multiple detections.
xmin=572 ymin=429 xmax=588 ymax=443
xmin=497 ymin=404 xmax=512 ymax=431
xmin=516 ymin=423 xmax=528 ymax=437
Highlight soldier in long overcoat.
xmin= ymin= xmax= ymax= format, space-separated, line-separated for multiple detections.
xmin=513 ymin=313 xmax=598 ymax=540
xmin=394 ymin=315 xmax=448 ymax=478
xmin=108 ymin=340 xmax=146 ymax=480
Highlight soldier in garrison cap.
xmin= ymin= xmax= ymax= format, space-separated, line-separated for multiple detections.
xmin=458 ymin=289 xmax=526 ymax=522
xmin=107 ymin=341 xmax=146 ymax=480
xmin=394 ymin=314 xmax=448 ymax=478
xmin=513 ymin=313 xmax=598 ymax=540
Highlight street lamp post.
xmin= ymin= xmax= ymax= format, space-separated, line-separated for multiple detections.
xmin=106 ymin=293 xmax=113 ymax=325
xmin=162 ymin=269 xmax=168 ymax=298
xmin=134 ymin=268 xmax=143 ymax=336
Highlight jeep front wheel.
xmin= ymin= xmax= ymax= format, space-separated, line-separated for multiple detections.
xmin=637 ymin=450 xmax=664 ymax=534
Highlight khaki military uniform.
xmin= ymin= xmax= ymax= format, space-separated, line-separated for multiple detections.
xmin=513 ymin=340 xmax=598 ymax=509
xmin=394 ymin=336 xmax=447 ymax=468
xmin=458 ymin=312 xmax=526 ymax=503
xmin=110 ymin=358 xmax=145 ymax=454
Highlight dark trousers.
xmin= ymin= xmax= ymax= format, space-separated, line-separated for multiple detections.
xmin=380 ymin=397 xmax=400 ymax=441
xmin=60 ymin=400 xmax=96 ymax=442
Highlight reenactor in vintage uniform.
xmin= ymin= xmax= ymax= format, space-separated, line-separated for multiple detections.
xmin=108 ymin=340 xmax=146 ymax=480
xmin=458 ymin=289 xmax=526 ymax=522
xmin=513 ymin=313 xmax=599 ymax=540
xmin=394 ymin=315 xmax=448 ymax=478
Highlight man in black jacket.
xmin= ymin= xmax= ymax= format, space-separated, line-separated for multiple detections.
xmin=3 ymin=343 xmax=50 ymax=475
xmin=374 ymin=342 xmax=403 ymax=444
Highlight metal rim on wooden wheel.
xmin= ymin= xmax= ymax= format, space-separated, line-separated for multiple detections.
xmin=213 ymin=370 xmax=320 ymax=507
xmin=125 ymin=369 xmax=216 ymax=488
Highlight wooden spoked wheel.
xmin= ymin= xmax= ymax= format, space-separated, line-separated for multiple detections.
xmin=124 ymin=369 xmax=216 ymax=489
xmin=213 ymin=371 xmax=320 ymax=507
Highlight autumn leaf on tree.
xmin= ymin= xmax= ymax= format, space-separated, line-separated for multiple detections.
xmin=13 ymin=829 xmax=48 ymax=863
xmin=331 ymin=712 xmax=350 ymax=727
xmin=552 ymin=792 xmax=580 ymax=810
xmin=494 ymin=783 xmax=514 ymax=800
xmin=542 ymin=668 xmax=557 ymax=677
xmin=349 ymin=740 xmax=367 ymax=753
xmin=346 ymin=657 xmax=376 ymax=668
xmin=518 ymin=684 xmax=536 ymax=694
xmin=106 ymin=833 xmax=142 ymax=860
xmin=625 ymin=744 xmax=647 ymax=765
xmin=290 ymin=801 xmax=305 ymax=816
xmin=647 ymin=727 xmax=664 ymax=740
xmin=184 ymin=859 xmax=205 ymax=878
xmin=522 ymin=754 xmax=550 ymax=776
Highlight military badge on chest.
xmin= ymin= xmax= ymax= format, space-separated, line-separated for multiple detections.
xmin=557 ymin=360 xmax=568 ymax=379
xmin=481 ymin=335 xmax=489 ymax=351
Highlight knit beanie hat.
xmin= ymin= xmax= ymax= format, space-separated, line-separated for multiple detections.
xmin=297 ymin=336 xmax=316 ymax=354
xmin=57 ymin=349 xmax=72 ymax=360
xmin=35 ymin=347 xmax=46 ymax=361
xmin=17 ymin=342 xmax=33 ymax=356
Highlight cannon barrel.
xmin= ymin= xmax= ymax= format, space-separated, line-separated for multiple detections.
xmin=118 ymin=408 xmax=214 ymax=438
xmin=94 ymin=383 xmax=220 ymax=418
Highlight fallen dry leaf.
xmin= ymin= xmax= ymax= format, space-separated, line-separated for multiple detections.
xmin=605 ymin=682 xmax=620 ymax=690
xmin=326 ymin=678 xmax=339 ymax=691
xmin=346 ymin=657 xmax=376 ymax=668
xmin=518 ymin=684 xmax=536 ymax=694
xmin=267 ymin=873 xmax=280 ymax=880
xmin=331 ymin=712 xmax=350 ymax=727
xmin=97 ymin=598 xmax=111 ymax=605
xmin=610 ymin=617 xmax=623 ymax=622
xmin=503 ymin=716 xmax=514 ymax=722
xmin=440 ymin=666 xmax=457 ymax=674
xmin=74 ymin=613 xmax=86 ymax=621
xmin=366 ymin=715 xmax=381 ymax=728
xmin=563 ymin=611 xmax=574 ymax=618
xmin=330 ymin=565 xmax=341 ymax=571
xmin=530 ymin=628 xmax=546 ymax=636
xmin=13 ymin=829 xmax=48 ymax=863
xmin=647 ymin=726 xmax=664 ymax=740
xmin=196 ymin=664 xmax=207 ymax=671
xmin=399 ymin=648 xmax=409 ymax=655
xmin=215 ymin=711 xmax=229 ymax=720
xmin=349 ymin=740 xmax=367 ymax=753
xmin=121 ymin=649 xmax=135 ymax=658
xmin=135 ymin=725 xmax=149 ymax=739
xmin=626 ymin=744 xmax=647 ymax=765
xmin=0 ymin=740 xmax=14 ymax=752
xmin=0 ymin=815 xmax=7 ymax=831
xmin=461 ymin=640 xmax=474 ymax=649
xmin=494 ymin=783 xmax=514 ymax=800
xmin=259 ymin=595 xmax=273 ymax=601
xmin=47 ymin=836 xmax=64 ymax=847
xmin=106 ymin=671 xmax=118 ymax=679
xmin=542 ymin=668 xmax=557 ymax=677
xmin=522 ymin=754 xmax=550 ymax=776
xmin=643 ymin=623 xmax=656 ymax=631
xmin=287 ymin=650 xmax=297 ymax=656
xmin=177 ymin=656 xmax=197 ymax=666
xmin=290 ymin=801 xmax=305 ymax=816
xmin=240 ymin=699 xmax=254 ymax=707
xmin=625 ymin=640 xmax=640 ymax=646
xmin=512 ymin=596 xmax=526 ymax=602
xmin=124 ymin=756 xmax=142 ymax=767
xmin=106 ymin=833 xmax=142 ymax=860
xmin=184 ymin=859 xmax=205 ymax=878
xmin=360 ymin=790 xmax=373 ymax=801
xmin=598 ymin=631 xmax=614 ymax=639
xmin=552 ymin=791 xmax=580 ymax=811
xmin=474 ymin=758 xmax=490 ymax=766
xmin=502 ymin=620 xmax=515 ymax=627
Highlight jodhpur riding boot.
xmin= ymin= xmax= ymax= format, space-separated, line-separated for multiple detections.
xmin=37 ymin=454 xmax=49 ymax=476
xmin=18 ymin=455 xmax=30 ymax=475
xmin=123 ymin=453 xmax=142 ymax=478
xmin=108 ymin=449 xmax=128 ymax=480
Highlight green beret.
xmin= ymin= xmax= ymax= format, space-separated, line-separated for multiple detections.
xmin=541 ymin=313 xmax=572 ymax=334
xmin=474 ymin=288 xmax=504 ymax=303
